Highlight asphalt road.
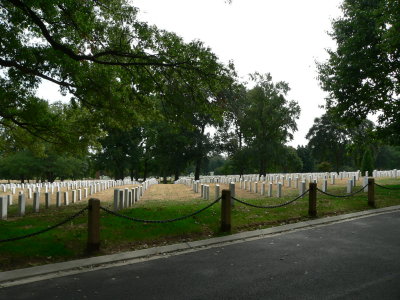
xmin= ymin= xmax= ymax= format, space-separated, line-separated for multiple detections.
xmin=1 ymin=211 xmax=400 ymax=299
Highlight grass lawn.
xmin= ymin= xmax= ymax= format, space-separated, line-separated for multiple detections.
xmin=1 ymin=178 xmax=400 ymax=271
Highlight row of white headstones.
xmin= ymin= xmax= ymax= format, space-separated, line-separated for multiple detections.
xmin=176 ymin=169 xmax=399 ymax=200
xmin=112 ymin=178 xmax=158 ymax=212
xmin=0 ymin=178 xmax=158 ymax=220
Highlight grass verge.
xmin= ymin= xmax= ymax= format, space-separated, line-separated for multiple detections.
xmin=1 ymin=179 xmax=400 ymax=271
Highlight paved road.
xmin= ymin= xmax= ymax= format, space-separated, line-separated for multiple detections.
xmin=1 ymin=211 xmax=400 ymax=299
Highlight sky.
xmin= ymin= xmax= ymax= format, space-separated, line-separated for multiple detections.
xmin=37 ymin=0 xmax=344 ymax=147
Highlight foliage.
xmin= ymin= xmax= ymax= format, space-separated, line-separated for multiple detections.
xmin=0 ymin=124 xmax=90 ymax=182
xmin=316 ymin=161 xmax=333 ymax=172
xmin=318 ymin=0 xmax=400 ymax=143
xmin=241 ymin=73 xmax=300 ymax=175
xmin=0 ymin=150 xmax=89 ymax=182
xmin=375 ymin=145 xmax=400 ymax=170
xmin=361 ymin=148 xmax=374 ymax=175
xmin=0 ymin=151 xmax=40 ymax=182
xmin=0 ymin=0 xmax=233 ymax=147
xmin=277 ymin=146 xmax=303 ymax=173
xmin=296 ymin=145 xmax=315 ymax=172
xmin=216 ymin=73 xmax=300 ymax=175
xmin=306 ymin=113 xmax=350 ymax=172
xmin=346 ymin=120 xmax=376 ymax=169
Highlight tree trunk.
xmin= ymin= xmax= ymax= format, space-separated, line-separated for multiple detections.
xmin=194 ymin=124 xmax=206 ymax=181
xmin=115 ymin=167 xmax=124 ymax=180
xmin=194 ymin=158 xmax=201 ymax=181
xmin=143 ymin=160 xmax=148 ymax=181
xmin=259 ymin=157 xmax=267 ymax=177
xmin=174 ymin=170 xmax=180 ymax=181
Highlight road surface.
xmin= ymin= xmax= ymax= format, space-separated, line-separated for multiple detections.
xmin=1 ymin=211 xmax=400 ymax=299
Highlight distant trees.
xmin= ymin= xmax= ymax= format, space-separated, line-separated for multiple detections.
xmin=216 ymin=73 xmax=301 ymax=176
xmin=4 ymin=0 xmax=399 ymax=180
xmin=306 ymin=113 xmax=349 ymax=172
xmin=296 ymin=146 xmax=314 ymax=172
xmin=303 ymin=112 xmax=400 ymax=173
xmin=0 ymin=150 xmax=90 ymax=183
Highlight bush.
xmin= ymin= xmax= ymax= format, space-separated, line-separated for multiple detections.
xmin=316 ymin=161 xmax=332 ymax=172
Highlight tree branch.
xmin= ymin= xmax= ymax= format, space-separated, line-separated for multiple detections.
xmin=7 ymin=0 xmax=191 ymax=68
xmin=0 ymin=58 xmax=75 ymax=88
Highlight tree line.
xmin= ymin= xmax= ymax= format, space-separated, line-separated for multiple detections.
xmin=0 ymin=0 xmax=399 ymax=182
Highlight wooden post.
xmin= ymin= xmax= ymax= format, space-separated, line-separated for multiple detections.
xmin=221 ymin=189 xmax=231 ymax=232
xmin=368 ymin=178 xmax=375 ymax=208
xmin=308 ymin=182 xmax=317 ymax=217
xmin=87 ymin=198 xmax=101 ymax=253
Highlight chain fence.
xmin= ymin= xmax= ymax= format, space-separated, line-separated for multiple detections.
xmin=374 ymin=182 xmax=400 ymax=190
xmin=4 ymin=181 xmax=393 ymax=244
xmin=232 ymin=189 xmax=310 ymax=209
xmin=0 ymin=206 xmax=88 ymax=243
xmin=316 ymin=184 xmax=368 ymax=198
xmin=99 ymin=197 xmax=221 ymax=223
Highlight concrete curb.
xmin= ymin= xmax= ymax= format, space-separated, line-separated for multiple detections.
xmin=1 ymin=205 xmax=400 ymax=285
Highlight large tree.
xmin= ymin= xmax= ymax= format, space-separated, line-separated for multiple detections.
xmin=241 ymin=73 xmax=300 ymax=175
xmin=318 ymin=0 xmax=400 ymax=143
xmin=1 ymin=0 xmax=231 ymax=145
xmin=306 ymin=113 xmax=349 ymax=172
xmin=217 ymin=73 xmax=300 ymax=175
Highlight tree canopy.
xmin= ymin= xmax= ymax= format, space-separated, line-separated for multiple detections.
xmin=216 ymin=73 xmax=301 ymax=176
xmin=318 ymin=0 xmax=400 ymax=143
xmin=0 ymin=0 xmax=232 ymax=146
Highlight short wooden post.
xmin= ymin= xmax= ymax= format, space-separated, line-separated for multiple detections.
xmin=221 ymin=189 xmax=231 ymax=232
xmin=308 ymin=182 xmax=317 ymax=217
xmin=368 ymin=178 xmax=375 ymax=208
xmin=87 ymin=198 xmax=101 ymax=253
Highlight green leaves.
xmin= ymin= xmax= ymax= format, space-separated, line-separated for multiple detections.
xmin=1 ymin=0 xmax=233 ymax=149
xmin=217 ymin=73 xmax=301 ymax=175
xmin=318 ymin=0 xmax=400 ymax=143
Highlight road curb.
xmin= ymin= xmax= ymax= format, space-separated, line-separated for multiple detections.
xmin=1 ymin=205 xmax=400 ymax=285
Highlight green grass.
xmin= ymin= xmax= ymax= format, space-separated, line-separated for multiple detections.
xmin=1 ymin=178 xmax=400 ymax=271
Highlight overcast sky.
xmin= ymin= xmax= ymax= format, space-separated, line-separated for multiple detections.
xmin=134 ymin=0 xmax=343 ymax=147
xmin=37 ymin=0 xmax=343 ymax=147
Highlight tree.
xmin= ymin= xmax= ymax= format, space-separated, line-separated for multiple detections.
xmin=316 ymin=161 xmax=333 ymax=172
xmin=145 ymin=119 xmax=197 ymax=182
xmin=318 ymin=0 xmax=400 ymax=143
xmin=296 ymin=145 xmax=315 ymax=172
xmin=0 ymin=151 xmax=40 ymax=182
xmin=216 ymin=74 xmax=300 ymax=175
xmin=241 ymin=73 xmax=300 ymax=175
xmin=215 ymin=83 xmax=250 ymax=175
xmin=306 ymin=113 xmax=349 ymax=172
xmin=94 ymin=127 xmax=143 ymax=180
xmin=361 ymin=148 xmax=374 ymax=175
xmin=277 ymin=146 xmax=303 ymax=173
xmin=1 ymin=0 xmax=232 ymax=144
xmin=346 ymin=119 xmax=376 ymax=169
xmin=375 ymin=145 xmax=400 ymax=170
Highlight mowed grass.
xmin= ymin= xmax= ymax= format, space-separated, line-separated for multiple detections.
xmin=1 ymin=178 xmax=400 ymax=271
